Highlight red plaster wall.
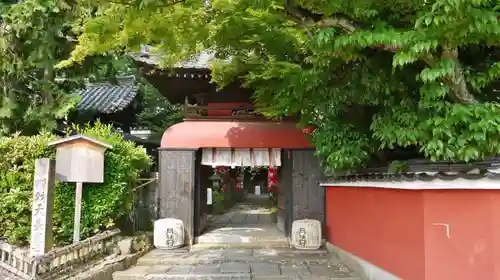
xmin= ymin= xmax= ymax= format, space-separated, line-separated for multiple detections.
xmin=326 ymin=187 xmax=500 ymax=280
xmin=423 ymin=190 xmax=500 ymax=280
xmin=325 ymin=187 xmax=426 ymax=280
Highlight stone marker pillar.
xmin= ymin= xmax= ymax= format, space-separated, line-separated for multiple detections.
xmin=30 ymin=158 xmax=55 ymax=257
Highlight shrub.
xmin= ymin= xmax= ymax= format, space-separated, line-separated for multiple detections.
xmin=0 ymin=133 xmax=56 ymax=243
xmin=0 ymin=122 xmax=151 ymax=245
xmin=212 ymin=189 xmax=225 ymax=215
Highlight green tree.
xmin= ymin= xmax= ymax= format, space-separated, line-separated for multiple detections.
xmin=0 ymin=1 xmax=133 ymax=136
xmin=135 ymin=81 xmax=183 ymax=138
xmin=61 ymin=0 xmax=500 ymax=172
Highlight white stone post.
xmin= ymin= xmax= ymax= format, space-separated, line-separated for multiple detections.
xmin=30 ymin=158 xmax=55 ymax=257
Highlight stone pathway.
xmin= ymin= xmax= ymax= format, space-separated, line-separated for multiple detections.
xmin=196 ymin=195 xmax=288 ymax=247
xmin=210 ymin=194 xmax=275 ymax=226
xmin=113 ymin=195 xmax=358 ymax=279
xmin=113 ymin=247 xmax=359 ymax=280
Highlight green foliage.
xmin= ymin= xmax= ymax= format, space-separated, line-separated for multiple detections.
xmin=0 ymin=133 xmax=56 ymax=242
xmin=0 ymin=0 xmax=142 ymax=136
xmin=135 ymin=80 xmax=183 ymax=136
xmin=60 ymin=0 xmax=500 ymax=172
xmin=388 ymin=160 xmax=409 ymax=173
xmin=0 ymin=122 xmax=151 ymax=245
xmin=212 ymin=189 xmax=225 ymax=215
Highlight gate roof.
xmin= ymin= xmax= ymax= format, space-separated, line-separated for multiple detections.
xmin=160 ymin=119 xmax=312 ymax=149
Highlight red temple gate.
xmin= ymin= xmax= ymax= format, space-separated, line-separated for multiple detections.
xmin=136 ymin=51 xmax=325 ymax=247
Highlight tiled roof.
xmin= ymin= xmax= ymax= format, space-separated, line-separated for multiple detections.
xmin=132 ymin=51 xmax=215 ymax=69
xmin=322 ymin=158 xmax=500 ymax=184
xmin=132 ymin=46 xmax=228 ymax=69
xmin=74 ymin=76 xmax=138 ymax=114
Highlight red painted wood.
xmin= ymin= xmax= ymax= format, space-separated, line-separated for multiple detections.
xmin=207 ymin=102 xmax=251 ymax=117
xmin=161 ymin=120 xmax=312 ymax=148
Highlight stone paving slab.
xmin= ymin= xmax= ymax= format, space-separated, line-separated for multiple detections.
xmin=280 ymin=263 xmax=310 ymax=275
xmin=137 ymin=248 xmax=333 ymax=266
xmin=220 ymin=262 xmax=250 ymax=273
xmin=249 ymin=262 xmax=280 ymax=275
xmin=190 ymin=264 xmax=220 ymax=274
xmin=114 ymin=247 xmax=358 ymax=280
xmin=147 ymin=274 xmax=251 ymax=280
xmin=210 ymin=196 xmax=274 ymax=227
xmin=167 ymin=265 xmax=194 ymax=274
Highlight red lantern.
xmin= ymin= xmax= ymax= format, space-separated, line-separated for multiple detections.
xmin=267 ymin=167 xmax=278 ymax=191
xmin=216 ymin=166 xmax=229 ymax=175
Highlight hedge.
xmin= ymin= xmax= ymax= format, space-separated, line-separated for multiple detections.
xmin=0 ymin=122 xmax=151 ymax=245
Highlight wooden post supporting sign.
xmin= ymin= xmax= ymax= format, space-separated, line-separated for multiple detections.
xmin=73 ymin=182 xmax=83 ymax=242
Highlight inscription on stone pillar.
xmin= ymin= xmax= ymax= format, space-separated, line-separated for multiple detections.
xmin=30 ymin=158 xmax=55 ymax=257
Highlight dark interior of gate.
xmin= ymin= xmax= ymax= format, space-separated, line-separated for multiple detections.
xmin=137 ymin=55 xmax=326 ymax=247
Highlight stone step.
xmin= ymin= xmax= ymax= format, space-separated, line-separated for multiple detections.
xmin=137 ymin=248 xmax=333 ymax=266
xmin=192 ymin=241 xmax=290 ymax=249
xmin=195 ymin=225 xmax=289 ymax=249
xmin=113 ymin=262 xmax=358 ymax=280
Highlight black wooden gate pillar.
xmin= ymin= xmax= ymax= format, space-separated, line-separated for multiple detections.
xmin=282 ymin=149 xmax=326 ymax=236
xmin=158 ymin=149 xmax=196 ymax=247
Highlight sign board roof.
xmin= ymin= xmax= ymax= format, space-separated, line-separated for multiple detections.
xmin=48 ymin=134 xmax=113 ymax=150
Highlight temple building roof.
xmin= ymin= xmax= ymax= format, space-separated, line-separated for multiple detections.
xmin=73 ymin=76 xmax=139 ymax=114
xmin=132 ymin=49 xmax=216 ymax=70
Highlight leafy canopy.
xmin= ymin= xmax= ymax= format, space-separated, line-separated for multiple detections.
xmin=63 ymin=0 xmax=500 ymax=172
xmin=0 ymin=0 xmax=147 ymax=136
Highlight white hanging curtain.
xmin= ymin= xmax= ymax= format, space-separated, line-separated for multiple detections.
xmin=212 ymin=148 xmax=232 ymax=166
xmin=234 ymin=148 xmax=252 ymax=166
xmin=201 ymin=148 xmax=281 ymax=167
xmin=272 ymin=148 xmax=281 ymax=166
xmin=253 ymin=148 xmax=270 ymax=166
xmin=201 ymin=147 xmax=214 ymax=166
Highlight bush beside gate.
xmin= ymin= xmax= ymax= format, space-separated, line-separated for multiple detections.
xmin=0 ymin=122 xmax=152 ymax=246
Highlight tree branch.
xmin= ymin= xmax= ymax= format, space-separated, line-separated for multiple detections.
xmin=283 ymin=0 xmax=314 ymax=37
xmin=441 ymin=46 xmax=478 ymax=104
xmin=283 ymin=0 xmax=477 ymax=104
xmin=316 ymin=18 xmax=356 ymax=33
xmin=107 ymin=0 xmax=184 ymax=8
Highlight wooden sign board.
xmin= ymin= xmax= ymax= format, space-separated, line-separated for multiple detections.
xmin=48 ymin=135 xmax=112 ymax=183
xmin=48 ymin=135 xmax=112 ymax=243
